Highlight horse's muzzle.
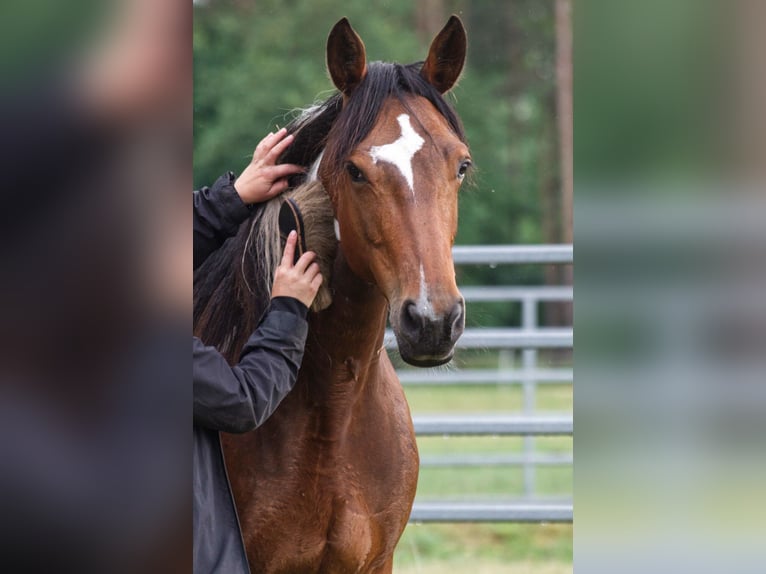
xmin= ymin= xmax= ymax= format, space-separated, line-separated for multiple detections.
xmin=393 ymin=297 xmax=465 ymax=367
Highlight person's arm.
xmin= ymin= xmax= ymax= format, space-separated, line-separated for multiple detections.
xmin=193 ymin=129 xmax=304 ymax=270
xmin=193 ymin=297 xmax=308 ymax=433
xmin=193 ymin=172 xmax=250 ymax=270
xmin=193 ymin=232 xmax=323 ymax=433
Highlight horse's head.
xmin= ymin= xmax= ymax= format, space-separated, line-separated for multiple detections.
xmin=318 ymin=17 xmax=469 ymax=367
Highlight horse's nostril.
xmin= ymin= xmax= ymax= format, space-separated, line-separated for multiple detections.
xmin=449 ymin=299 xmax=464 ymax=324
xmin=448 ymin=299 xmax=465 ymax=335
xmin=401 ymin=300 xmax=425 ymax=336
xmin=400 ymin=299 xmax=464 ymax=344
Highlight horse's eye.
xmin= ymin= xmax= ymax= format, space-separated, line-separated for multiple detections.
xmin=346 ymin=162 xmax=366 ymax=183
xmin=457 ymin=160 xmax=472 ymax=180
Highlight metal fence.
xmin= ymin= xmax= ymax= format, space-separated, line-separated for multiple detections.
xmin=394 ymin=245 xmax=573 ymax=524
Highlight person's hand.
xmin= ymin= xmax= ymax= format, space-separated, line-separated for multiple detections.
xmin=271 ymin=231 xmax=323 ymax=308
xmin=234 ymin=128 xmax=305 ymax=205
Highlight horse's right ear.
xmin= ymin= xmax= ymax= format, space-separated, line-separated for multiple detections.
xmin=327 ymin=18 xmax=367 ymax=97
xmin=421 ymin=15 xmax=467 ymax=94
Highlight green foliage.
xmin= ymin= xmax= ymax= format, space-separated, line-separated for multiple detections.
xmin=575 ymin=0 xmax=720 ymax=184
xmin=194 ymin=0 xmax=559 ymax=326
xmin=194 ymin=0 xmax=421 ymax=187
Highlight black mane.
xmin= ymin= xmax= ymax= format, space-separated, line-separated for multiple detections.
xmin=280 ymin=61 xmax=465 ymax=187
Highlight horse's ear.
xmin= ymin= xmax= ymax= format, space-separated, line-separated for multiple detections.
xmin=421 ymin=15 xmax=466 ymax=94
xmin=327 ymin=18 xmax=368 ymax=96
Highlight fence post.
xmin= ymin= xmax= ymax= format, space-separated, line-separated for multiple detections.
xmin=522 ymin=296 xmax=538 ymax=499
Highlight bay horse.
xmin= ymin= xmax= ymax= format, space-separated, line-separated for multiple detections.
xmin=194 ymin=16 xmax=470 ymax=573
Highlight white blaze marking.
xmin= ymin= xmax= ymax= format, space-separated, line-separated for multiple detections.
xmin=416 ymin=264 xmax=438 ymax=320
xmin=306 ymin=149 xmax=324 ymax=182
xmin=369 ymin=114 xmax=424 ymax=197
xmin=334 ymin=218 xmax=341 ymax=241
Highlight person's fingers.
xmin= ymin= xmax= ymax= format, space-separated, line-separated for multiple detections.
xmin=294 ymin=250 xmax=316 ymax=273
xmin=254 ymin=128 xmax=287 ymax=159
xmin=264 ymin=163 xmax=305 ymax=182
xmin=305 ymin=262 xmax=321 ymax=279
xmin=310 ymin=273 xmax=324 ymax=290
xmin=256 ymin=132 xmax=273 ymax=150
xmin=253 ymin=132 xmax=274 ymax=159
xmin=260 ymin=128 xmax=287 ymax=155
xmin=269 ymin=127 xmax=289 ymax=144
xmin=265 ymin=132 xmax=295 ymax=163
xmin=280 ymin=231 xmax=297 ymax=267
xmin=265 ymin=128 xmax=287 ymax=146
xmin=267 ymin=178 xmax=290 ymax=197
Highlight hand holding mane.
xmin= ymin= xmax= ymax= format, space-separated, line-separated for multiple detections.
xmin=234 ymin=128 xmax=305 ymax=204
xmin=271 ymin=231 xmax=323 ymax=308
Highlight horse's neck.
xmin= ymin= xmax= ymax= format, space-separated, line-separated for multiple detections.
xmin=303 ymin=250 xmax=389 ymax=400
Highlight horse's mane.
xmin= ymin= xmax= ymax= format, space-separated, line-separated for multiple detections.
xmin=193 ymin=180 xmax=336 ymax=361
xmin=193 ymin=61 xmax=464 ymax=362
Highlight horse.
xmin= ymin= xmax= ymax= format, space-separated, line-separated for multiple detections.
xmin=194 ymin=16 xmax=470 ymax=573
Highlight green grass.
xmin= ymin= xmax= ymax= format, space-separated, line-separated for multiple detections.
xmin=403 ymin=383 xmax=572 ymax=413
xmin=394 ymin=523 xmax=572 ymax=573
xmin=392 ymin=350 xmax=573 ymax=571
xmin=396 ymin=561 xmax=571 ymax=574
xmin=415 ymin=465 xmax=572 ymax=499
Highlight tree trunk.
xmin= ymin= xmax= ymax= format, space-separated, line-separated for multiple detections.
xmin=556 ymin=0 xmax=573 ymax=326
xmin=539 ymin=92 xmax=563 ymax=327
xmin=415 ymin=0 xmax=447 ymax=44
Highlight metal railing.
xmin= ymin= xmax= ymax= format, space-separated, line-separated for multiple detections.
xmin=451 ymin=244 xmax=573 ymax=265
xmin=385 ymin=328 xmax=573 ymax=349
xmin=410 ymin=501 xmax=573 ymax=523
xmin=397 ymin=368 xmax=573 ymax=386
xmin=419 ymin=453 xmax=573 ymax=467
xmin=400 ymin=245 xmax=573 ymax=524
xmin=413 ymin=415 xmax=573 ymax=436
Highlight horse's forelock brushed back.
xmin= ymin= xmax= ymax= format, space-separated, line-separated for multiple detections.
xmin=285 ymin=181 xmax=336 ymax=311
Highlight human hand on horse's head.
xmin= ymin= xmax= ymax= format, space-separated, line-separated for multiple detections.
xmin=271 ymin=231 xmax=323 ymax=308
xmin=234 ymin=128 xmax=305 ymax=205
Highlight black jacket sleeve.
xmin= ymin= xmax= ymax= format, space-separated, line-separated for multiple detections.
xmin=193 ymin=297 xmax=309 ymax=433
xmin=193 ymin=172 xmax=253 ymax=270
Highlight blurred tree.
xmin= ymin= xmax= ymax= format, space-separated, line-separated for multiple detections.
xmin=415 ymin=0 xmax=446 ymax=41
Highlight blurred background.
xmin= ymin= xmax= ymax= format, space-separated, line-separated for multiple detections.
xmin=194 ymin=1 xmax=573 ymax=573
xmin=575 ymin=1 xmax=766 ymax=572
xmin=0 ymin=1 xmax=192 ymax=572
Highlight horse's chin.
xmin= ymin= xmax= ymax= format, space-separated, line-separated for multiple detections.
xmin=400 ymin=352 xmax=454 ymax=368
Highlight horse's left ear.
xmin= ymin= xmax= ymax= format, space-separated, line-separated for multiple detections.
xmin=327 ymin=18 xmax=368 ymax=96
xmin=421 ymin=15 xmax=466 ymax=94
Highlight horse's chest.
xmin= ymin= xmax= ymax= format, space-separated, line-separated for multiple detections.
xmin=249 ymin=444 xmax=414 ymax=573
xmin=238 ymin=362 xmax=418 ymax=572
xmin=311 ymin=492 xmax=379 ymax=572
xmin=251 ymin=481 xmax=382 ymax=572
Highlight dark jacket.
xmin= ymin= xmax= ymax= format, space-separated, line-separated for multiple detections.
xmin=193 ymin=173 xmax=308 ymax=574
